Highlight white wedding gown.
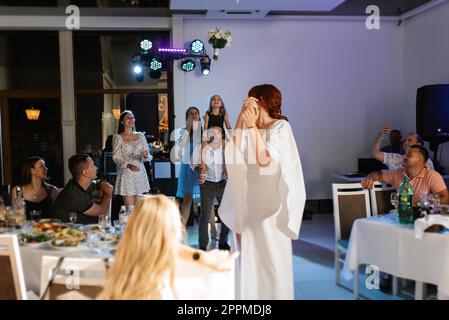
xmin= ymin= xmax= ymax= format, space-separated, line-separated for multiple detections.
xmin=219 ymin=119 xmax=306 ymax=300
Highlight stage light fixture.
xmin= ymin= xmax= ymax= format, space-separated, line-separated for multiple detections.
xmin=181 ymin=59 xmax=196 ymax=72
xmin=200 ymin=57 xmax=211 ymax=76
xmin=149 ymin=69 xmax=162 ymax=79
xmin=135 ymin=73 xmax=144 ymax=82
xmin=140 ymin=39 xmax=152 ymax=51
xmin=158 ymin=48 xmax=187 ymax=53
xmin=132 ymin=38 xmax=215 ymax=81
xmin=190 ymin=39 xmax=204 ymax=54
xmin=133 ymin=64 xmax=143 ymax=74
xmin=150 ymin=58 xmax=162 ymax=71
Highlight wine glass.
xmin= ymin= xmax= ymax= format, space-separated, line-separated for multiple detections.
xmin=69 ymin=212 xmax=77 ymax=225
xmin=420 ymin=192 xmax=430 ymax=208
xmin=390 ymin=192 xmax=399 ymax=214
xmin=430 ymin=193 xmax=441 ymax=214
xmin=432 ymin=194 xmax=440 ymax=206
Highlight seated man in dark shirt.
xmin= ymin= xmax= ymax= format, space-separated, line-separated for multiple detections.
xmin=51 ymin=154 xmax=113 ymax=224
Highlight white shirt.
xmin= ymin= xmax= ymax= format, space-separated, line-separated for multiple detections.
xmin=176 ymin=127 xmax=202 ymax=165
xmin=203 ymin=144 xmax=226 ymax=182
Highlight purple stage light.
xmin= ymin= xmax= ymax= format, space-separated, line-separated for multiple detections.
xmin=158 ymin=48 xmax=187 ymax=53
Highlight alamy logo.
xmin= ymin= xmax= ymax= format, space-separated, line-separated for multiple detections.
xmin=65 ymin=5 xmax=80 ymax=30
xmin=65 ymin=266 xmax=80 ymax=290
xmin=365 ymin=5 xmax=380 ymax=30
xmin=365 ymin=265 xmax=380 ymax=290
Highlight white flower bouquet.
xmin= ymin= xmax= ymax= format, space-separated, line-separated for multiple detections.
xmin=207 ymin=28 xmax=232 ymax=60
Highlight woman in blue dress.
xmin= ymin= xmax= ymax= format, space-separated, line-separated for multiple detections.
xmin=176 ymin=106 xmax=202 ymax=226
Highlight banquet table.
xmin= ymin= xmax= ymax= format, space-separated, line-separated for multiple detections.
xmin=342 ymin=213 xmax=449 ymax=300
xmin=20 ymin=243 xmax=112 ymax=295
xmin=20 ymin=240 xmax=235 ymax=300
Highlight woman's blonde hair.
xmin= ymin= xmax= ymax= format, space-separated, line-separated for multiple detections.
xmin=98 ymin=195 xmax=182 ymax=300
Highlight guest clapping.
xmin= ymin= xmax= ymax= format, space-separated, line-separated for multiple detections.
xmin=51 ymin=154 xmax=113 ymax=224
xmin=197 ymin=126 xmax=230 ymax=251
xmin=112 ymin=110 xmax=151 ymax=209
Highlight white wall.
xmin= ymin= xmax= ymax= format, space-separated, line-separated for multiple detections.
xmin=178 ymin=18 xmax=403 ymax=199
xmin=403 ymin=1 xmax=449 ymax=169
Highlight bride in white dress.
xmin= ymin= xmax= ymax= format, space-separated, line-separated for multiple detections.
xmin=219 ymin=84 xmax=306 ymax=299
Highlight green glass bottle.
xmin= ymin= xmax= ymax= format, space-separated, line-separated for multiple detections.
xmin=398 ymin=176 xmax=414 ymax=224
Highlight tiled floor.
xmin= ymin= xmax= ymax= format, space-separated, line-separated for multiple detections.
xmin=186 ymin=214 xmax=421 ymax=300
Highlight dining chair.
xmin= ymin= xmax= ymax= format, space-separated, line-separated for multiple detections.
xmin=369 ymin=183 xmax=395 ymax=216
xmin=0 ymin=234 xmax=28 ymax=300
xmin=40 ymin=255 xmax=109 ymax=300
xmin=332 ymin=183 xmax=371 ymax=297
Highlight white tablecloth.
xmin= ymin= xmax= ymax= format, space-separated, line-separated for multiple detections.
xmin=20 ymin=244 xmax=111 ymax=295
xmin=342 ymin=213 xmax=449 ymax=299
xmin=21 ymin=244 xmax=235 ymax=299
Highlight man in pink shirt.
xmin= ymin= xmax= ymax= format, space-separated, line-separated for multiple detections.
xmin=362 ymin=145 xmax=449 ymax=206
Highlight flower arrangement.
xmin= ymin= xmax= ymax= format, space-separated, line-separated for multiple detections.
xmin=207 ymin=28 xmax=232 ymax=60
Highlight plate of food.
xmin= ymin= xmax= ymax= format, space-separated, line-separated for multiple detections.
xmin=50 ymin=238 xmax=84 ymax=251
xmin=98 ymin=233 xmax=120 ymax=245
xmin=48 ymin=228 xmax=88 ymax=251
xmin=37 ymin=218 xmax=61 ymax=223
xmin=54 ymin=228 xmax=87 ymax=241
xmin=82 ymin=224 xmax=102 ymax=233
xmin=19 ymin=233 xmax=53 ymax=248
xmin=33 ymin=221 xmax=68 ymax=234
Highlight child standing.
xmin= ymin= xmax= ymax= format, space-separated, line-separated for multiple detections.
xmin=197 ymin=126 xmax=230 ymax=251
xmin=203 ymin=95 xmax=232 ymax=139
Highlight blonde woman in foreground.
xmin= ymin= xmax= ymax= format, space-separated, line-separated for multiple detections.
xmin=98 ymin=195 xmax=237 ymax=300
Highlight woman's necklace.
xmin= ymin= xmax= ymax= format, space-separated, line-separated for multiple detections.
xmin=31 ymin=186 xmax=44 ymax=200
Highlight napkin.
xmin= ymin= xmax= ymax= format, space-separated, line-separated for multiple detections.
xmin=414 ymin=214 xmax=449 ymax=239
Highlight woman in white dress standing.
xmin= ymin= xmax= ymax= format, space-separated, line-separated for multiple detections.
xmin=219 ymin=84 xmax=306 ymax=299
xmin=112 ymin=110 xmax=152 ymax=208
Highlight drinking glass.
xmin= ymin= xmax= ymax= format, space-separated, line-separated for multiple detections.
xmin=99 ymin=215 xmax=111 ymax=232
xmin=430 ymin=193 xmax=441 ymax=214
xmin=390 ymin=192 xmax=399 ymax=214
xmin=381 ymin=123 xmax=391 ymax=141
xmin=30 ymin=210 xmax=42 ymax=222
xmin=420 ymin=192 xmax=430 ymax=208
xmin=432 ymin=194 xmax=440 ymax=206
xmin=69 ymin=212 xmax=77 ymax=225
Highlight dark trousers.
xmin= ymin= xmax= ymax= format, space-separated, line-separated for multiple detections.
xmin=199 ymin=180 xmax=230 ymax=249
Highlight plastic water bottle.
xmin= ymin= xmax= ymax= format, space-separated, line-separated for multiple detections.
xmin=119 ymin=205 xmax=127 ymax=224
xmin=398 ymin=176 xmax=414 ymax=224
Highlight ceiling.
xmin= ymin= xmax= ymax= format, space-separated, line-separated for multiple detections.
xmin=170 ymin=0 xmax=434 ymax=16
xmin=0 ymin=0 xmax=436 ymax=16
